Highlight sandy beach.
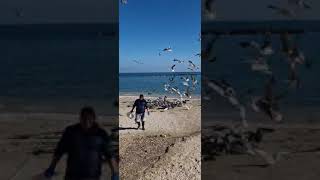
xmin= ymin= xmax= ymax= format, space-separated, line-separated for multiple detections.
xmin=119 ymin=96 xmax=201 ymax=180
xmin=0 ymin=112 xmax=118 ymax=180
xmin=202 ymin=120 xmax=320 ymax=180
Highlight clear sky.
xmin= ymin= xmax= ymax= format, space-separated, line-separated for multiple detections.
xmin=119 ymin=0 xmax=201 ymax=73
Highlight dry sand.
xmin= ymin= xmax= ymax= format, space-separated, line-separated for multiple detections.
xmin=202 ymin=121 xmax=320 ymax=180
xmin=119 ymin=96 xmax=201 ymax=180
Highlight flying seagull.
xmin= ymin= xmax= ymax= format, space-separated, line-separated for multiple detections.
xmin=267 ymin=5 xmax=296 ymax=17
xmin=171 ymin=64 xmax=176 ymax=72
xmin=173 ymin=59 xmax=184 ymax=63
xmin=133 ymin=60 xmax=143 ymax=64
xmin=204 ymin=0 xmax=216 ymax=20
xmin=120 ymin=0 xmax=128 ymax=5
xmin=205 ymin=78 xmax=248 ymax=128
xmin=159 ymin=47 xmax=172 ymax=56
xmin=288 ymin=0 xmax=311 ymax=9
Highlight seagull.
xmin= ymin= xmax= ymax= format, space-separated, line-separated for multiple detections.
xmin=188 ymin=67 xmax=195 ymax=71
xmin=288 ymin=0 xmax=311 ymax=9
xmin=202 ymin=35 xmax=220 ymax=61
xmin=240 ymin=40 xmax=274 ymax=56
xmin=133 ymin=60 xmax=143 ymax=64
xmin=287 ymin=64 xmax=300 ymax=88
xmin=284 ymin=47 xmax=305 ymax=88
xmin=163 ymin=47 xmax=172 ymax=52
xmin=206 ymin=78 xmax=248 ymax=128
xmin=242 ymin=56 xmax=272 ymax=74
xmin=289 ymin=47 xmax=305 ymax=65
xmin=251 ymin=77 xmax=284 ymax=122
xmin=208 ymin=57 xmax=217 ymax=63
xmin=171 ymin=64 xmax=176 ymax=72
xmin=183 ymin=87 xmax=192 ymax=99
xmin=181 ymin=76 xmax=190 ymax=82
xmin=267 ymin=5 xmax=296 ymax=17
xmin=170 ymin=87 xmax=183 ymax=99
xmin=169 ymin=76 xmax=175 ymax=83
xmin=191 ymin=76 xmax=198 ymax=87
xmin=159 ymin=47 xmax=172 ymax=56
xmin=204 ymin=0 xmax=216 ymax=20
xmin=15 ymin=8 xmax=23 ymax=18
xmin=280 ymin=32 xmax=293 ymax=55
xmin=164 ymin=83 xmax=170 ymax=91
xmin=182 ymin=81 xmax=189 ymax=87
xmin=120 ymin=0 xmax=128 ymax=5
xmin=188 ymin=60 xmax=197 ymax=69
xmin=173 ymin=59 xmax=184 ymax=63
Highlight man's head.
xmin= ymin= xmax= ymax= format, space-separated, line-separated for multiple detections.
xmin=139 ymin=94 xmax=144 ymax=100
xmin=80 ymin=106 xmax=96 ymax=130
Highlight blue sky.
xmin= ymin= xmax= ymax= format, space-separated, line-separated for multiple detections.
xmin=119 ymin=0 xmax=201 ymax=73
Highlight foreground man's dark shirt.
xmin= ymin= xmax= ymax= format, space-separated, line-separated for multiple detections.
xmin=54 ymin=123 xmax=112 ymax=179
xmin=133 ymin=99 xmax=147 ymax=114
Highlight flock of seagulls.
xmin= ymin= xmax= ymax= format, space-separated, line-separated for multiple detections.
xmin=268 ymin=0 xmax=312 ymax=18
xmin=162 ymin=53 xmax=200 ymax=103
xmin=203 ymin=0 xmax=313 ymax=20
xmin=203 ymin=32 xmax=310 ymax=125
xmin=202 ymin=0 xmax=314 ymax=165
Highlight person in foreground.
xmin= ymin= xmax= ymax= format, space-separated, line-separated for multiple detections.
xmin=44 ymin=106 xmax=119 ymax=180
xmin=130 ymin=94 xmax=149 ymax=130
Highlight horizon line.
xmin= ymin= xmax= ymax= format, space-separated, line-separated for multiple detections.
xmin=119 ymin=71 xmax=201 ymax=74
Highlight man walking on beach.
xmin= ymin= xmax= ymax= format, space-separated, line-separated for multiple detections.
xmin=130 ymin=94 xmax=149 ymax=130
xmin=44 ymin=106 xmax=119 ymax=180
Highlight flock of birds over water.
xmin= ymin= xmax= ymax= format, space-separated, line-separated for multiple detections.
xmin=201 ymin=0 xmax=314 ymax=127
xmin=122 ymin=0 xmax=318 ymax=165
xmin=121 ymin=0 xmax=201 ymax=104
xmin=201 ymin=0 xmax=317 ymax=165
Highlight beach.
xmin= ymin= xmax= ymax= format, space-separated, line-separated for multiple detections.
xmin=202 ymin=107 xmax=320 ymax=180
xmin=119 ymin=96 xmax=201 ymax=180
xmin=0 ymin=112 xmax=118 ymax=180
